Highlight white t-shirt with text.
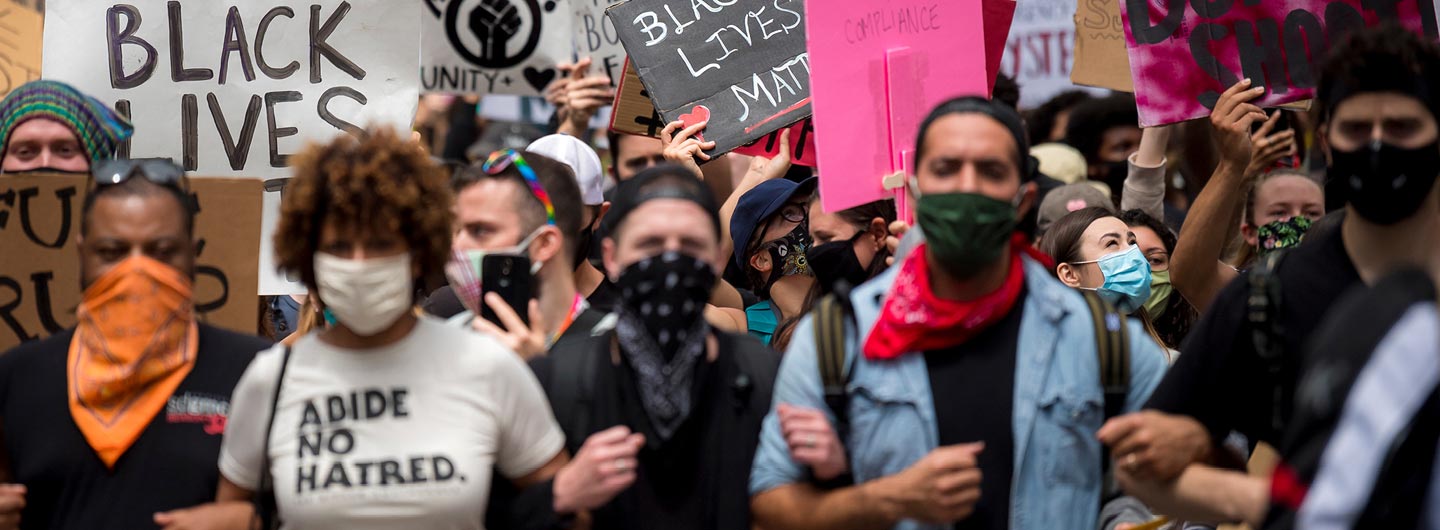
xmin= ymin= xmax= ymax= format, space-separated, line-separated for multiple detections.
xmin=220 ymin=317 xmax=564 ymax=529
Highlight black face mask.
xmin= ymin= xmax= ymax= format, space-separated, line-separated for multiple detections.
xmin=573 ymin=223 xmax=597 ymax=271
xmin=754 ymin=219 xmax=813 ymax=299
xmin=1328 ymin=139 xmax=1440 ymax=225
xmin=808 ymin=229 xmax=879 ymax=297
xmin=614 ymin=251 xmax=716 ymax=360
xmin=1097 ymin=160 xmax=1129 ymax=192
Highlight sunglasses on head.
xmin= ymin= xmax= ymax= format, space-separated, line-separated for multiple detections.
xmin=90 ymin=159 xmax=188 ymax=193
xmin=482 ymin=149 xmax=556 ymax=226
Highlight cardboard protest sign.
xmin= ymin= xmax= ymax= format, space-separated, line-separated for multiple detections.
xmin=1121 ymin=0 xmax=1439 ymax=126
xmin=43 ymin=0 xmax=420 ymax=295
xmin=1001 ymin=0 xmax=1106 ymax=108
xmin=806 ymin=0 xmax=989 ymax=214
xmin=571 ymin=0 xmax=627 ymax=85
xmin=1071 ymin=0 xmax=1135 ymax=92
xmin=0 ymin=174 xmax=262 ymax=351
xmin=422 ymin=0 xmax=576 ymax=96
xmin=607 ymin=0 xmax=811 ymax=158
xmin=0 ymin=0 xmax=42 ymax=97
xmin=608 ymin=58 xmax=667 ymax=137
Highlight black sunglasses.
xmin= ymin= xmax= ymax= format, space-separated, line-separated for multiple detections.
xmin=90 ymin=159 xmax=188 ymax=193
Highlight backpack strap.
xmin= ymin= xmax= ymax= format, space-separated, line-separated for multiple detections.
xmin=1080 ymin=290 xmax=1130 ymax=420
xmin=256 ymin=345 xmax=294 ymax=530
xmin=1248 ymin=250 xmax=1289 ymax=434
xmin=813 ymin=286 xmax=857 ymax=442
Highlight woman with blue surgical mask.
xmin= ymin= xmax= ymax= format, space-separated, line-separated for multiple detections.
xmin=1041 ymin=207 xmax=1168 ymax=352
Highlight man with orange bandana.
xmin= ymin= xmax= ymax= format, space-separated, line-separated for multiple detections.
xmin=0 ymin=160 xmax=270 ymax=529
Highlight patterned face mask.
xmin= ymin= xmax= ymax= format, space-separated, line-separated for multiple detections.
xmin=754 ymin=219 xmax=813 ymax=299
xmin=1257 ymin=216 xmax=1313 ymax=256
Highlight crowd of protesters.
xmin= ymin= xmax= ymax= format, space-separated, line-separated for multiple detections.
xmin=0 ymin=20 xmax=1437 ymax=530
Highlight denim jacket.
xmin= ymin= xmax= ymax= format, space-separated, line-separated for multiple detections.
xmin=750 ymin=256 xmax=1168 ymax=530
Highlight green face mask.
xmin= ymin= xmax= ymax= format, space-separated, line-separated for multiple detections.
xmin=915 ymin=192 xmax=1018 ymax=279
xmin=1144 ymin=269 xmax=1172 ymax=317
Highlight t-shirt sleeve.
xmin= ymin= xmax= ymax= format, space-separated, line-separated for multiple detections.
xmin=492 ymin=350 xmax=566 ymax=479
xmin=1145 ymin=277 xmax=1255 ymax=441
xmin=218 ymin=345 xmax=285 ymax=491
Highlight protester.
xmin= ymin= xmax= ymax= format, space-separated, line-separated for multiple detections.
xmin=806 ymin=196 xmax=896 ymax=297
xmin=1026 ymin=90 xmax=1095 ymax=147
xmin=723 ymin=176 xmax=818 ymax=349
xmin=1039 ymin=207 xmax=1167 ymax=352
xmin=442 ymin=148 xmax=600 ymax=359
xmin=1065 ymin=93 xmax=1142 ymax=197
xmin=208 ymin=129 xmax=582 ymax=528
xmin=750 ymin=96 xmax=1167 ymax=530
xmin=0 ymin=159 xmax=269 ymax=528
xmin=0 ymin=80 xmax=132 ymax=173
xmin=1101 ymin=25 xmax=1440 ymax=500
xmin=530 ymin=165 xmax=779 ymax=529
xmin=528 ymin=134 xmax=619 ymax=312
xmin=1169 ymin=103 xmax=1309 ymax=313
xmin=1119 ymin=209 xmax=1197 ymax=352
xmin=609 ymin=131 xmax=668 ymax=182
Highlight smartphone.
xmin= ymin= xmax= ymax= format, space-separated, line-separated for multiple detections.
xmin=479 ymin=254 xmax=535 ymax=328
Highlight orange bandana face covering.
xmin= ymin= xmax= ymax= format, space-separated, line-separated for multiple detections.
xmin=68 ymin=255 xmax=197 ymax=469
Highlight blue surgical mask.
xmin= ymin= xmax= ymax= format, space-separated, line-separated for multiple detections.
xmin=1072 ymin=245 xmax=1152 ymax=314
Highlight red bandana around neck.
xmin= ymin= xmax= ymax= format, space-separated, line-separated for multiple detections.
xmin=863 ymin=234 xmax=1050 ymax=360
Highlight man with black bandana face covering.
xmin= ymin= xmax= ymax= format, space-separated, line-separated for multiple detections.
xmin=1099 ymin=25 xmax=1440 ymax=515
xmin=527 ymin=165 xmax=779 ymax=530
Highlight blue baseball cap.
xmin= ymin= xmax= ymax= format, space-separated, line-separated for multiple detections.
xmin=730 ymin=176 xmax=818 ymax=268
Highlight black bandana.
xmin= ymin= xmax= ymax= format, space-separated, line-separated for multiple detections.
xmin=613 ymin=251 xmax=715 ymax=440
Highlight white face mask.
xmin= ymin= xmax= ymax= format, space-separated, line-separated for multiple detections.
xmin=314 ymin=252 xmax=413 ymax=337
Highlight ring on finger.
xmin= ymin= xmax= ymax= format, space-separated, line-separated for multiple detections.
xmin=804 ymin=434 xmax=817 ymax=448
xmin=1124 ymin=454 xmax=1138 ymax=469
xmin=614 ymin=458 xmax=631 ymax=472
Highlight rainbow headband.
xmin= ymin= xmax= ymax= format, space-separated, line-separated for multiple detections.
xmin=482 ymin=149 xmax=556 ymax=226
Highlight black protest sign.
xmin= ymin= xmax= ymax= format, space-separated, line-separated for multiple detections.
xmin=607 ymin=0 xmax=810 ymax=157
xmin=422 ymin=0 xmax=576 ymax=95
xmin=0 ymin=174 xmax=262 ymax=351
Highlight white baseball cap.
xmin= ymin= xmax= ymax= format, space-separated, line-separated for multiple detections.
xmin=527 ymin=134 xmax=605 ymax=206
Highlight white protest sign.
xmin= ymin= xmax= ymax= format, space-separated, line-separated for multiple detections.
xmin=43 ymin=0 xmax=421 ymax=294
xmin=422 ymin=0 xmax=576 ymax=96
xmin=569 ymin=0 xmax=626 ymax=85
xmin=479 ymin=94 xmax=610 ymax=128
xmin=999 ymin=0 xmax=1105 ymax=108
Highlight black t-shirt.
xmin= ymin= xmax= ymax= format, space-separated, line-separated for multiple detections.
xmin=1146 ymin=226 xmax=1361 ymax=445
xmin=529 ymin=330 xmax=778 ymax=530
xmin=924 ymin=288 xmax=1023 ymax=530
xmin=0 ymin=324 xmax=268 ymax=530
xmin=585 ymin=277 xmax=620 ymax=315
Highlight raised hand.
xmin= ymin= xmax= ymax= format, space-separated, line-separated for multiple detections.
xmin=470 ymin=0 xmax=523 ymax=62
xmin=1209 ymin=79 xmax=1270 ymax=174
xmin=661 ymin=120 xmax=716 ymax=179
xmin=1244 ymin=111 xmax=1297 ymax=177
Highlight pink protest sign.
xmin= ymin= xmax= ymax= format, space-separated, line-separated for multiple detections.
xmin=806 ymin=1 xmax=991 ymax=214
xmin=733 ymin=118 xmax=818 ymax=167
xmin=1121 ymin=0 xmax=1439 ymax=127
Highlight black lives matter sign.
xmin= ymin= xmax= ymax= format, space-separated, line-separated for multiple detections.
xmin=608 ymin=0 xmax=810 ymax=157
xmin=42 ymin=0 xmax=420 ymax=176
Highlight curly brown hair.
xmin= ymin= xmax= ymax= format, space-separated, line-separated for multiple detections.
xmin=273 ymin=128 xmax=455 ymax=293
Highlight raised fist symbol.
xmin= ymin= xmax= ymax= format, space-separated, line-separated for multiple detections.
xmin=470 ymin=0 xmax=523 ymax=62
